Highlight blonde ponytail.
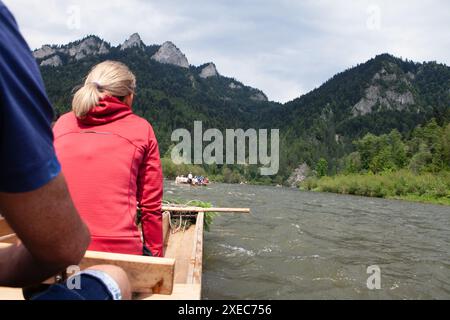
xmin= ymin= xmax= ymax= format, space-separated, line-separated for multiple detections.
xmin=72 ymin=61 xmax=136 ymax=118
xmin=72 ymin=82 xmax=103 ymax=118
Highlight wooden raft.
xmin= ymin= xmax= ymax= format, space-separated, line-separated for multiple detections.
xmin=0 ymin=206 xmax=248 ymax=300
xmin=0 ymin=211 xmax=201 ymax=300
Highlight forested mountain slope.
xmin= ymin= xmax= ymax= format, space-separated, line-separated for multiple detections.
xmin=35 ymin=35 xmax=450 ymax=182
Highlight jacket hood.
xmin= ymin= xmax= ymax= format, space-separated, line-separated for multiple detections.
xmin=79 ymin=96 xmax=133 ymax=126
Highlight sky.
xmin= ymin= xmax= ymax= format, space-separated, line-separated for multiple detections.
xmin=3 ymin=0 xmax=450 ymax=103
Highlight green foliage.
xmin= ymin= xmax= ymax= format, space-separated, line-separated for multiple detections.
xmin=301 ymin=118 xmax=450 ymax=205
xmin=354 ymin=129 xmax=407 ymax=173
xmin=443 ymin=124 xmax=450 ymax=168
xmin=186 ymin=200 xmax=218 ymax=232
xmin=406 ymin=119 xmax=447 ymax=173
xmin=301 ymin=170 xmax=450 ymax=205
xmin=345 ymin=121 xmax=448 ymax=175
xmin=343 ymin=152 xmax=362 ymax=174
xmin=163 ymin=199 xmax=218 ymax=232
xmin=315 ymin=158 xmax=329 ymax=178
xmin=408 ymin=148 xmax=433 ymax=174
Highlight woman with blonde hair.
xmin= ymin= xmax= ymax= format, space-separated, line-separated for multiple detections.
xmin=53 ymin=61 xmax=164 ymax=257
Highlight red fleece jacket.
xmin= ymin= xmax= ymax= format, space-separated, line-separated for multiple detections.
xmin=53 ymin=96 xmax=164 ymax=257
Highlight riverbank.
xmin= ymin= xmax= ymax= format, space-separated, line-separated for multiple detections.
xmin=162 ymin=157 xmax=450 ymax=206
xmin=300 ymin=170 xmax=450 ymax=206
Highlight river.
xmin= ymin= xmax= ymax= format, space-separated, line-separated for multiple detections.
xmin=164 ymin=181 xmax=450 ymax=300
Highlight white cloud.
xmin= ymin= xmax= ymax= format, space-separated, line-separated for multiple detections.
xmin=3 ymin=0 xmax=449 ymax=103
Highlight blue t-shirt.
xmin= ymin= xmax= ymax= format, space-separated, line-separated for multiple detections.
xmin=0 ymin=2 xmax=61 ymax=193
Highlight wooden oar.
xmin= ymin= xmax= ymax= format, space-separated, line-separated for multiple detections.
xmin=162 ymin=206 xmax=250 ymax=214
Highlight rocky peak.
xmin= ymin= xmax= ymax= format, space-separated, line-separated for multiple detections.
xmin=151 ymin=41 xmax=189 ymax=68
xmin=120 ymin=33 xmax=145 ymax=50
xmin=40 ymin=55 xmax=63 ymax=67
xmin=352 ymin=66 xmax=416 ymax=116
xmin=373 ymin=68 xmax=398 ymax=82
xmin=68 ymin=36 xmax=109 ymax=60
xmin=250 ymin=91 xmax=269 ymax=102
xmin=199 ymin=63 xmax=219 ymax=78
xmin=33 ymin=36 xmax=110 ymax=62
xmin=33 ymin=45 xmax=56 ymax=60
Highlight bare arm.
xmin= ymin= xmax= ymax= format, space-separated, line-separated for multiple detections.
xmin=0 ymin=174 xmax=90 ymax=287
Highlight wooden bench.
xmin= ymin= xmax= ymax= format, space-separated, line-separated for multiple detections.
xmin=0 ymin=215 xmax=176 ymax=295
xmin=0 ymin=242 xmax=175 ymax=295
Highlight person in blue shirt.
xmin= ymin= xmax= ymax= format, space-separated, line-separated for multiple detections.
xmin=0 ymin=2 xmax=131 ymax=300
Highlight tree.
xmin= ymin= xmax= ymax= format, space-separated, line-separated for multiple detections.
xmin=353 ymin=130 xmax=408 ymax=173
xmin=355 ymin=133 xmax=381 ymax=170
xmin=409 ymin=119 xmax=445 ymax=172
xmin=316 ymin=158 xmax=329 ymax=178
xmin=343 ymin=152 xmax=362 ymax=174
xmin=443 ymin=124 xmax=450 ymax=169
xmin=370 ymin=147 xmax=397 ymax=173
xmin=409 ymin=145 xmax=433 ymax=173
xmin=388 ymin=129 xmax=407 ymax=168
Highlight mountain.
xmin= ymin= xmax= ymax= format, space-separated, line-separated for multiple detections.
xmin=279 ymin=54 xmax=449 ymax=134
xmin=34 ymin=34 xmax=277 ymax=152
xmin=34 ymin=35 xmax=450 ymax=183
xmin=199 ymin=63 xmax=219 ymax=79
xmin=265 ymin=54 xmax=450 ymax=179
xmin=151 ymin=41 xmax=189 ymax=68
xmin=34 ymin=35 xmax=110 ymax=65
xmin=120 ymin=33 xmax=145 ymax=51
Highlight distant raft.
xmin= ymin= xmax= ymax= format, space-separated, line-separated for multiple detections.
xmin=175 ymin=176 xmax=210 ymax=187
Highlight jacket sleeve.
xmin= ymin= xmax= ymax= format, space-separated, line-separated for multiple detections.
xmin=137 ymin=125 xmax=164 ymax=257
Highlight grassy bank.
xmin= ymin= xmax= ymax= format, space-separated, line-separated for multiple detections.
xmin=300 ymin=170 xmax=450 ymax=206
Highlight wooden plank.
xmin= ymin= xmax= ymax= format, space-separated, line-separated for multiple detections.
xmin=0 ymin=284 xmax=202 ymax=301
xmin=0 ymin=218 xmax=13 ymax=237
xmin=165 ymin=225 xmax=196 ymax=284
xmin=80 ymin=251 xmax=175 ymax=295
xmin=139 ymin=284 xmax=201 ymax=300
xmin=187 ymin=212 xmax=204 ymax=289
xmin=0 ymin=243 xmax=176 ymax=295
xmin=0 ymin=234 xmax=18 ymax=244
xmin=0 ymin=287 xmax=24 ymax=300
xmin=162 ymin=206 xmax=250 ymax=214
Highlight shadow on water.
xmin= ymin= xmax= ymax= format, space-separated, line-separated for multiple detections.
xmin=164 ymin=181 xmax=450 ymax=300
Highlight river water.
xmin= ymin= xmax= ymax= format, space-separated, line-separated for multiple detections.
xmin=164 ymin=182 xmax=450 ymax=300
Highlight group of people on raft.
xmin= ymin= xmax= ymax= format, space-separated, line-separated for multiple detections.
xmin=175 ymin=173 xmax=210 ymax=186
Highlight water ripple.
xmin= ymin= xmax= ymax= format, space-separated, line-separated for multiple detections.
xmin=166 ymin=182 xmax=450 ymax=299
